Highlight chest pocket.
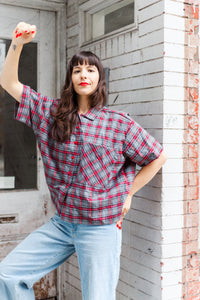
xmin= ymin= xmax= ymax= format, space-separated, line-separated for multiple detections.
xmin=76 ymin=143 xmax=119 ymax=190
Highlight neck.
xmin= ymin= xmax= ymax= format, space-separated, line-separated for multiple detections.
xmin=78 ymin=95 xmax=91 ymax=114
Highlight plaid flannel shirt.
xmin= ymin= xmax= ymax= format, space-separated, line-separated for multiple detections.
xmin=15 ymin=85 xmax=163 ymax=225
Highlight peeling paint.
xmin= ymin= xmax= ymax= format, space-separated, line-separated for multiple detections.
xmin=188 ymin=102 xmax=199 ymax=116
xmin=188 ymin=145 xmax=198 ymax=158
xmin=188 ymin=116 xmax=199 ymax=129
xmin=183 ymin=1 xmax=200 ymax=299
xmin=189 ymin=255 xmax=199 ymax=268
xmin=33 ymin=270 xmax=57 ymax=300
xmin=184 ymin=130 xmax=199 ymax=144
xmin=190 ymin=6 xmax=199 ymax=19
xmin=189 ymin=88 xmax=199 ymax=101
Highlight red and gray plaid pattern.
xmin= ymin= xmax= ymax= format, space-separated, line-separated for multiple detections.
xmin=15 ymin=85 xmax=163 ymax=225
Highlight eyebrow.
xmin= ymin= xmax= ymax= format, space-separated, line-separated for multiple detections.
xmin=73 ymin=65 xmax=96 ymax=69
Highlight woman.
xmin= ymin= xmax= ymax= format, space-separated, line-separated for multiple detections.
xmin=0 ymin=22 xmax=167 ymax=300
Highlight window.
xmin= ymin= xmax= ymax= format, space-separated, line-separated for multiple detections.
xmin=80 ymin=0 xmax=135 ymax=44
xmin=0 ymin=39 xmax=37 ymax=189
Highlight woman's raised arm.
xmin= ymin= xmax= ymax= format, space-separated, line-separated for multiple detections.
xmin=0 ymin=22 xmax=36 ymax=102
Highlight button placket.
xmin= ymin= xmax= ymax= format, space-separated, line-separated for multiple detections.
xmin=72 ymin=125 xmax=80 ymax=159
xmin=74 ymin=122 xmax=81 ymax=152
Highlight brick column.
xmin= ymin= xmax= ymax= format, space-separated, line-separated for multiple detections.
xmin=183 ymin=2 xmax=200 ymax=299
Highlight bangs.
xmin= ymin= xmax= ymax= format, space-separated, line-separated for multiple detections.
xmin=70 ymin=51 xmax=101 ymax=70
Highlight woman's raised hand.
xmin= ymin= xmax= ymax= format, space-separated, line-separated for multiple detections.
xmin=12 ymin=22 xmax=37 ymax=45
xmin=0 ymin=22 xmax=37 ymax=102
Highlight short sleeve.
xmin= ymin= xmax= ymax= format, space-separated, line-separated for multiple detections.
xmin=15 ymin=85 xmax=54 ymax=134
xmin=123 ymin=119 xmax=163 ymax=166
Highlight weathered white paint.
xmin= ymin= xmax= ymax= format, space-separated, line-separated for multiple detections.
xmin=0 ymin=2 xmax=54 ymax=239
xmin=63 ymin=0 xmax=165 ymax=299
xmin=0 ymin=1 xmax=67 ymax=298
xmin=161 ymin=2 xmax=185 ymax=298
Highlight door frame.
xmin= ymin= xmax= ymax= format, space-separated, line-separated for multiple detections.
xmin=0 ymin=1 xmax=67 ymax=299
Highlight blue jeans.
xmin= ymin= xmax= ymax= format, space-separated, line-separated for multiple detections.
xmin=0 ymin=214 xmax=122 ymax=300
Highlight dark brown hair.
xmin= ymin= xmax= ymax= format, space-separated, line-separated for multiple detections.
xmin=51 ymin=51 xmax=107 ymax=142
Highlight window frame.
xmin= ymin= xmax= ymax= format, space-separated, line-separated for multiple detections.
xmin=79 ymin=0 xmax=137 ymax=46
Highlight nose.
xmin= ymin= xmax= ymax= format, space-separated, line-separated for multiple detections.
xmin=80 ymin=69 xmax=87 ymax=79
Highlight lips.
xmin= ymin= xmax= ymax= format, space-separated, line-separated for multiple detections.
xmin=80 ymin=82 xmax=89 ymax=86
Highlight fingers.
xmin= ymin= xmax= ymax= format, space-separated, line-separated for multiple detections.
xmin=15 ymin=27 xmax=36 ymax=38
xmin=116 ymin=219 xmax=122 ymax=230
xmin=13 ymin=22 xmax=37 ymax=43
xmin=122 ymin=207 xmax=128 ymax=218
xmin=116 ymin=208 xmax=128 ymax=230
xmin=116 ymin=195 xmax=132 ymax=230
xmin=15 ymin=29 xmax=35 ymax=38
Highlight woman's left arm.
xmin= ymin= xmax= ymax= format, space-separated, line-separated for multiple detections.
xmin=116 ymin=150 xmax=167 ymax=228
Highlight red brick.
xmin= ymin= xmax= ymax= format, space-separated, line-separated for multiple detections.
xmin=188 ymin=116 xmax=199 ymax=130
xmin=186 ymin=47 xmax=199 ymax=61
xmin=183 ymin=228 xmax=198 ymax=243
xmin=185 ymin=5 xmax=199 ymax=20
xmin=188 ymin=145 xmax=199 ymax=158
xmin=184 ymin=186 xmax=199 ymax=200
xmin=188 ymin=228 xmax=199 ymax=241
xmin=189 ymin=60 xmax=199 ymax=74
xmin=188 ymin=74 xmax=199 ymax=88
xmin=188 ymin=256 xmax=199 ymax=268
xmin=191 ymin=6 xmax=199 ymax=19
xmin=188 ymin=102 xmax=199 ymax=116
xmin=183 ymin=241 xmax=198 ymax=255
xmin=188 ymin=33 xmax=199 ymax=47
xmin=186 ymin=295 xmax=200 ymax=300
xmin=185 ymin=267 xmax=199 ymax=282
xmin=183 ymin=2 xmax=199 ymax=298
xmin=188 ymin=201 xmax=199 ymax=214
xmin=185 ymin=19 xmax=199 ymax=37
xmin=188 ymin=281 xmax=200 ymax=296
xmin=184 ymin=214 xmax=199 ymax=227
xmin=185 ymin=158 xmax=199 ymax=172
xmin=188 ymin=173 xmax=199 ymax=186
xmin=184 ymin=130 xmax=199 ymax=144
xmin=189 ymin=88 xmax=199 ymax=102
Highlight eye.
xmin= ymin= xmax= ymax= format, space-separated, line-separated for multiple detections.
xmin=88 ymin=69 xmax=95 ymax=72
xmin=73 ymin=70 xmax=80 ymax=74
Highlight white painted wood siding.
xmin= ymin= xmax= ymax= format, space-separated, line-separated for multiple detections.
xmin=63 ymin=0 xmax=165 ymax=299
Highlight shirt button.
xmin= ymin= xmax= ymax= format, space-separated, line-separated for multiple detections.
xmin=74 ymin=141 xmax=78 ymax=145
xmin=76 ymin=126 xmax=80 ymax=129
xmin=72 ymin=156 xmax=75 ymax=159
xmin=68 ymin=172 xmax=72 ymax=176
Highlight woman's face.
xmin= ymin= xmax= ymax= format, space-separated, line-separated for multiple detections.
xmin=72 ymin=63 xmax=100 ymax=98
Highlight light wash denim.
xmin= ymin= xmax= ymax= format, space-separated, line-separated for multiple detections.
xmin=0 ymin=214 xmax=122 ymax=300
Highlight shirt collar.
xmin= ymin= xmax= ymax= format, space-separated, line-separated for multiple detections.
xmin=79 ymin=106 xmax=104 ymax=121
